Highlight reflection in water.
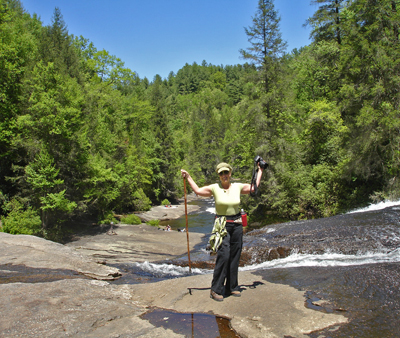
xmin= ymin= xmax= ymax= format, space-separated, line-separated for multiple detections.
xmin=141 ymin=308 xmax=241 ymax=338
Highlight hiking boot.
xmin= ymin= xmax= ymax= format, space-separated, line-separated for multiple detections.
xmin=210 ymin=290 xmax=223 ymax=301
xmin=231 ymin=290 xmax=241 ymax=297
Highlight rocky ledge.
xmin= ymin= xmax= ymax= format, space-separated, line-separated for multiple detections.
xmin=0 ymin=202 xmax=348 ymax=337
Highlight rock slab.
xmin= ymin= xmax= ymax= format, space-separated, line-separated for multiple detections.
xmin=0 ymin=226 xmax=347 ymax=337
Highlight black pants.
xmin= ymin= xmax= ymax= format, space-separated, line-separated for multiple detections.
xmin=211 ymin=223 xmax=243 ymax=295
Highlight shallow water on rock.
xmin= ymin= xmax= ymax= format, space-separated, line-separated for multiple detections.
xmin=0 ymin=264 xmax=86 ymax=284
xmin=141 ymin=308 xmax=241 ymax=338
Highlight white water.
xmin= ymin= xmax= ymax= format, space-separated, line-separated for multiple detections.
xmin=133 ymin=248 xmax=400 ymax=278
xmin=348 ymin=200 xmax=400 ymax=214
xmin=132 ymin=261 xmax=207 ymax=277
xmin=205 ymin=206 xmax=216 ymax=214
xmin=133 ymin=200 xmax=400 ymax=278
xmin=240 ymin=248 xmax=400 ymax=271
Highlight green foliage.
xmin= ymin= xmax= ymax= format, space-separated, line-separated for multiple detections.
xmin=240 ymin=0 xmax=287 ymax=66
xmin=146 ymin=219 xmax=160 ymax=227
xmin=82 ymin=153 xmax=121 ymax=216
xmin=305 ymin=0 xmax=347 ymax=45
xmin=161 ymin=199 xmax=171 ymax=206
xmin=38 ymin=7 xmax=81 ymax=79
xmin=0 ymin=0 xmax=39 ymax=193
xmin=24 ymin=150 xmax=63 ymax=193
xmin=40 ymin=190 xmax=77 ymax=213
xmin=88 ymin=49 xmax=135 ymax=84
xmin=132 ymin=189 xmax=152 ymax=211
xmin=23 ymin=149 xmax=76 ymax=229
xmin=302 ymin=100 xmax=348 ymax=165
xmin=98 ymin=211 xmax=118 ymax=225
xmin=1 ymin=199 xmax=41 ymax=235
xmin=239 ymin=0 xmax=287 ymax=118
xmin=291 ymin=42 xmax=341 ymax=103
xmin=120 ymin=214 xmax=141 ymax=225
xmin=339 ymin=0 xmax=400 ymax=184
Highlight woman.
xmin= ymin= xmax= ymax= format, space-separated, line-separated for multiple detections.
xmin=181 ymin=162 xmax=263 ymax=301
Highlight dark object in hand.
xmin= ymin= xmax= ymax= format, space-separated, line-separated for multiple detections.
xmin=254 ymin=155 xmax=268 ymax=169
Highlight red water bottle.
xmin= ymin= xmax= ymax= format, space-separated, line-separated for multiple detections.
xmin=241 ymin=209 xmax=247 ymax=227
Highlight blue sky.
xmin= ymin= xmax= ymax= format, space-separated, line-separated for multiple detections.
xmin=21 ymin=0 xmax=319 ymax=80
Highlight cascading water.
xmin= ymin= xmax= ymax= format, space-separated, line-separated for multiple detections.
xmin=125 ymin=199 xmax=400 ymax=278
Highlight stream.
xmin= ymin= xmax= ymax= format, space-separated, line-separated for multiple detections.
xmin=113 ymin=199 xmax=400 ymax=337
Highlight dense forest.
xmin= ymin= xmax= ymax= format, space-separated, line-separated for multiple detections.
xmin=1 ymin=0 xmax=400 ymax=240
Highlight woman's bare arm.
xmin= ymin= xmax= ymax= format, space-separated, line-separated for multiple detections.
xmin=181 ymin=169 xmax=213 ymax=197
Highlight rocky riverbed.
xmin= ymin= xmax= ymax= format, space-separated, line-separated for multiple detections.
xmin=0 ymin=198 xmax=348 ymax=338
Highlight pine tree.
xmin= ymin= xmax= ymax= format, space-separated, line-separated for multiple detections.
xmin=305 ymin=0 xmax=348 ymax=45
xmin=38 ymin=7 xmax=81 ymax=79
xmin=239 ymin=0 xmax=287 ymax=118
xmin=339 ymin=0 xmax=400 ymax=187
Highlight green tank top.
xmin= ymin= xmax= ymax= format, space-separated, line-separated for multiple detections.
xmin=210 ymin=183 xmax=245 ymax=216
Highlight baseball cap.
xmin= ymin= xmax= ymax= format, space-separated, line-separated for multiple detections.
xmin=216 ymin=162 xmax=232 ymax=173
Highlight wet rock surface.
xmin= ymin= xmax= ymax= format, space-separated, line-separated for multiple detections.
xmin=0 ymin=264 xmax=88 ymax=284
xmin=241 ymin=206 xmax=400 ymax=265
xmin=256 ymin=263 xmax=400 ymax=338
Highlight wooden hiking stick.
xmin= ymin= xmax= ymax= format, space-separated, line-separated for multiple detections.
xmin=183 ymin=177 xmax=192 ymax=274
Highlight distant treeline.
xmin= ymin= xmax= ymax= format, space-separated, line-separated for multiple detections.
xmin=1 ymin=0 xmax=400 ymax=240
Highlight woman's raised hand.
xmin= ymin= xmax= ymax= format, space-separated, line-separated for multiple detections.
xmin=181 ymin=169 xmax=189 ymax=179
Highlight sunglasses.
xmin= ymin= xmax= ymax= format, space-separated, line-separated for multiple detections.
xmin=219 ymin=170 xmax=230 ymax=176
